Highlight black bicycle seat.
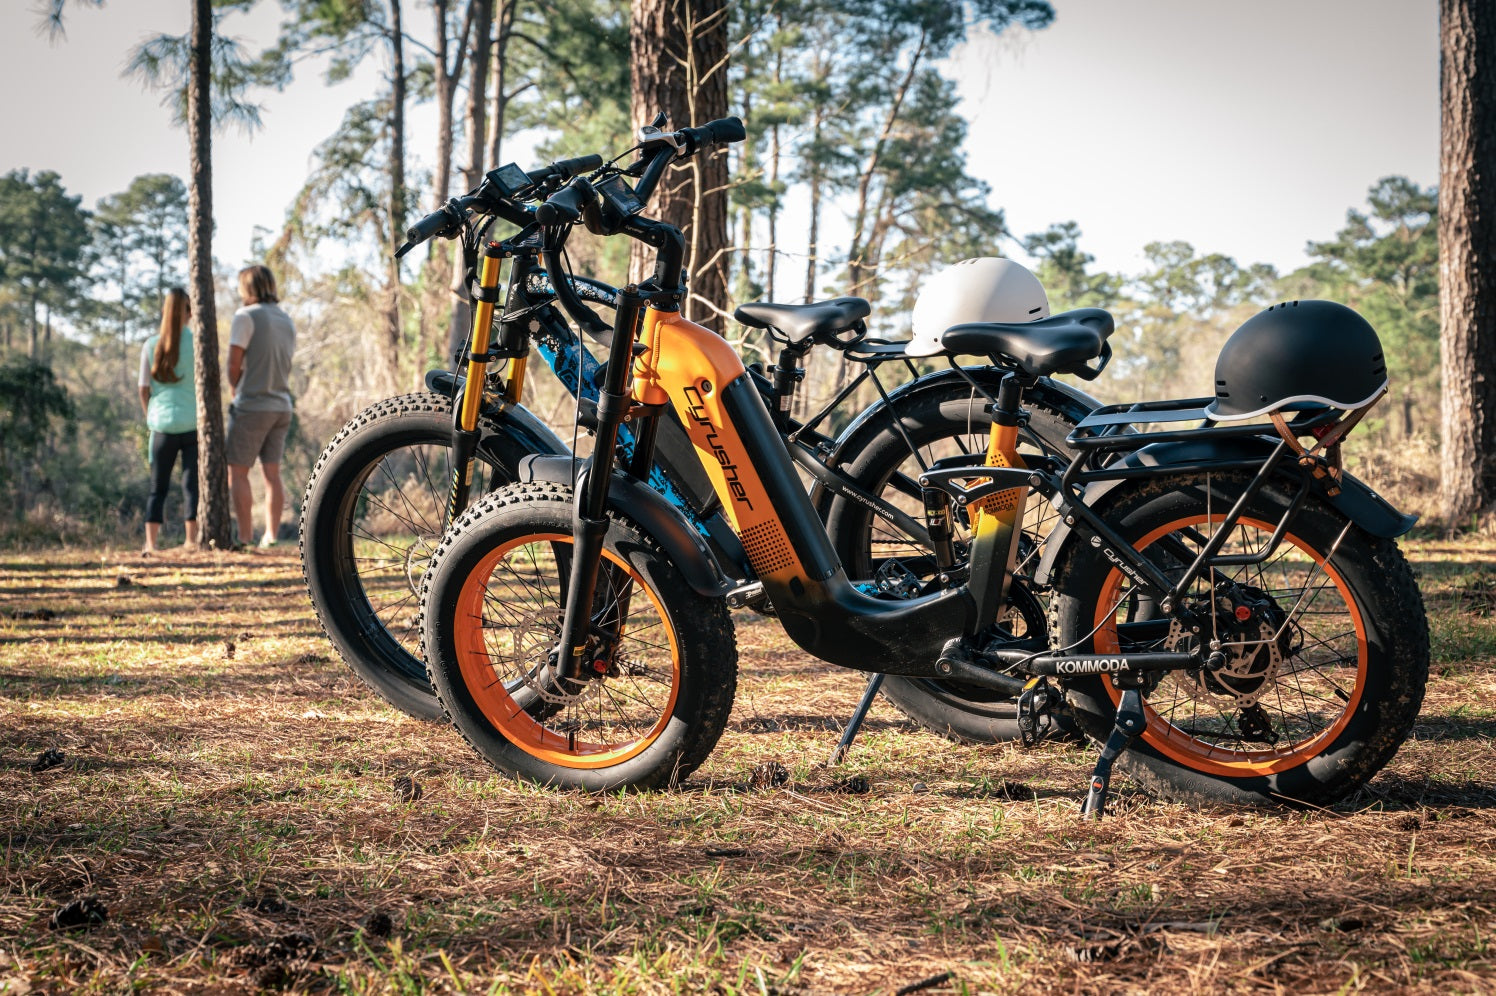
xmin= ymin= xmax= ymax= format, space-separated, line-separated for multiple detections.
xmin=941 ymin=308 xmax=1115 ymax=378
xmin=734 ymin=297 xmax=871 ymax=345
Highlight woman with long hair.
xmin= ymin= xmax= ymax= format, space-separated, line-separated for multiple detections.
xmin=137 ymin=287 xmax=199 ymax=554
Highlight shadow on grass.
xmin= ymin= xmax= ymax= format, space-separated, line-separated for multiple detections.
xmin=1353 ymin=774 xmax=1496 ymax=810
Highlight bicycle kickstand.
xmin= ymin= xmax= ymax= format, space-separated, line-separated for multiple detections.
xmin=1079 ymin=686 xmax=1145 ymax=820
xmin=829 ymin=673 xmax=885 ymax=765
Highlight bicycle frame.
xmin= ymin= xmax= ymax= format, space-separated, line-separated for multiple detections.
xmin=441 ymin=231 xmax=1082 ymax=596
xmin=551 ymin=289 xmax=1038 ymax=683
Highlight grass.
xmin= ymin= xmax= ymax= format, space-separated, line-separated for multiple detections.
xmin=0 ymin=534 xmax=1494 ymax=993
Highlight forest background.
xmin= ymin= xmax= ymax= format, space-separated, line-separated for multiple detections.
xmin=0 ymin=0 xmax=1445 ymax=546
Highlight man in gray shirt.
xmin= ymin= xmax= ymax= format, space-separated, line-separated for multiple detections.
xmin=225 ymin=264 xmax=296 ymax=548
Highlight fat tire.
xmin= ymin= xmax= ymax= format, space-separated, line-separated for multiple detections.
xmin=421 ymin=482 xmax=738 ymax=790
xmin=300 ymin=393 xmax=542 ymax=720
xmin=1048 ymin=472 xmax=1428 ymax=806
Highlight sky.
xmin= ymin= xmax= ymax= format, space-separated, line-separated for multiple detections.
xmin=0 ymin=0 xmax=1439 ymax=283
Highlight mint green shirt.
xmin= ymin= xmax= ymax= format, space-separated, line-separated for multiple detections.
xmin=138 ymin=330 xmax=198 ymax=435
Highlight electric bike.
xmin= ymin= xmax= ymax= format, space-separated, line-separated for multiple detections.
xmin=416 ymin=118 xmax=1428 ymax=813
xmin=300 ymin=125 xmax=1097 ymax=743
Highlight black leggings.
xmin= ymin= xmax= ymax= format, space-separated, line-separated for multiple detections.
xmin=146 ymin=430 xmax=199 ymax=524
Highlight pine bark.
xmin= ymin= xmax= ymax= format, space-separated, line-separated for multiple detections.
xmin=187 ymin=0 xmax=233 ymax=550
xmin=766 ymin=36 xmax=781 ymax=303
xmin=629 ymin=0 xmax=730 ymax=329
xmin=432 ymin=0 xmax=456 ymax=205
xmin=1439 ymin=0 xmax=1496 ymax=523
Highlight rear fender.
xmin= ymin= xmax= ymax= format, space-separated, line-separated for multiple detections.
xmin=813 ymin=370 xmax=1099 ymax=514
xmin=1032 ymin=436 xmax=1418 ymax=586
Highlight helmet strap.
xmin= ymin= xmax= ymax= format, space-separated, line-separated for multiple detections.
xmin=1268 ymin=388 xmax=1386 ymax=498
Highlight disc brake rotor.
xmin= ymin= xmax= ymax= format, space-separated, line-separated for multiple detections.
xmin=1167 ymin=617 xmax=1282 ymax=709
xmin=506 ymin=608 xmax=602 ymax=708
xmin=402 ymin=537 xmax=437 ymax=595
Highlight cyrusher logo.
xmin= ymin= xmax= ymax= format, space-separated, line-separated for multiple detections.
xmin=683 ymin=384 xmax=754 ymax=511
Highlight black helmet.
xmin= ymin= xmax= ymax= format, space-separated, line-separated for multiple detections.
xmin=1205 ymin=300 xmax=1387 ymax=421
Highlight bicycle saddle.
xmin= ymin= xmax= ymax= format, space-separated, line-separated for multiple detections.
xmin=942 ymin=307 xmax=1115 ymax=378
xmin=734 ymin=297 xmax=871 ymax=345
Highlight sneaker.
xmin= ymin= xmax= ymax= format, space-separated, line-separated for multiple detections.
xmin=258 ymin=533 xmax=278 ymax=549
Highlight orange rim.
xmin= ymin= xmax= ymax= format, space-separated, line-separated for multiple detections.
xmin=1092 ymin=514 xmax=1369 ymax=777
xmin=451 ymin=533 xmax=681 ymax=768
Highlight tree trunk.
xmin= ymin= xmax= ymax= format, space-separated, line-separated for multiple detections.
xmin=629 ymin=0 xmax=730 ymax=329
xmin=188 ymin=0 xmax=232 ymax=551
xmin=766 ymin=36 xmax=781 ymax=303
xmin=1439 ymin=0 xmax=1496 ymax=524
xmin=433 ymin=0 xmax=454 ymax=206
xmin=803 ymin=104 xmax=822 ymax=304
xmin=487 ymin=0 xmax=516 ymax=168
xmin=736 ymin=79 xmax=753 ymax=302
xmin=426 ymin=0 xmax=472 ymax=360
xmin=385 ymin=0 xmax=407 ymax=388
xmin=461 ymin=0 xmax=494 ymax=191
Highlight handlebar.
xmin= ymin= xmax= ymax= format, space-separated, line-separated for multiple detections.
xmin=396 ymin=198 xmax=469 ymax=258
xmin=393 ymin=117 xmax=746 ymax=262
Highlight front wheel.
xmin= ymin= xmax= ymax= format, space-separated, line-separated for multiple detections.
xmin=1049 ymin=473 xmax=1428 ymax=806
xmin=420 ymin=482 xmax=738 ymax=790
xmin=299 ymin=393 xmax=550 ymax=720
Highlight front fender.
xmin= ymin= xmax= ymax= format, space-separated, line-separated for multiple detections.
xmin=518 ymin=455 xmax=735 ymax=599
xmin=423 ymin=368 xmax=572 ymax=461
xmin=1032 ymin=436 xmax=1418 ymax=587
xmin=475 ymin=397 xmax=570 ymax=462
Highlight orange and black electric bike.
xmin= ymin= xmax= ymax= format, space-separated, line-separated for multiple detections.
xmin=418 ymin=118 xmax=1428 ymax=815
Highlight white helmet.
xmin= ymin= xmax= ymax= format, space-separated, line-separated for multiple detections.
xmin=906 ymin=257 xmax=1050 ymax=357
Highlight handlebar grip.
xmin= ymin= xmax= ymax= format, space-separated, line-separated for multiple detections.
xmin=681 ymin=116 xmax=747 ymax=152
xmin=536 ymin=177 xmax=594 ymax=225
xmin=549 ymin=154 xmax=602 ymax=179
xmin=702 ymin=116 xmax=746 ymax=144
xmin=404 ymin=203 xmax=458 ymax=244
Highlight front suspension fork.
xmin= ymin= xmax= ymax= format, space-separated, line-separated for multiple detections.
xmin=553 ymin=287 xmax=650 ymax=684
xmin=446 ymin=243 xmax=507 ymax=528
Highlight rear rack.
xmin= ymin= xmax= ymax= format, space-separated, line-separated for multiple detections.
xmin=1067 ymin=397 xmax=1340 ymax=453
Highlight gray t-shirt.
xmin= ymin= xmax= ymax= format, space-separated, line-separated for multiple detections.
xmin=228 ymin=302 xmax=296 ymax=412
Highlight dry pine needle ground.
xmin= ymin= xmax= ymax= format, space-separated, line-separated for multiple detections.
xmin=0 ymin=537 xmax=1494 ymax=994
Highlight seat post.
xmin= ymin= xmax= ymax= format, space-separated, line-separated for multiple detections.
xmin=991 ymin=370 xmax=1033 ymax=429
xmin=769 ymin=343 xmax=807 ymax=431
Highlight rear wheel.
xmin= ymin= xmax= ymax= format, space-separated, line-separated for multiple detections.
xmin=421 ymin=482 xmax=738 ymax=790
xmin=824 ymin=381 xmax=1082 ymax=742
xmin=1049 ymin=473 xmax=1428 ymax=806
xmin=300 ymin=393 xmax=549 ymax=720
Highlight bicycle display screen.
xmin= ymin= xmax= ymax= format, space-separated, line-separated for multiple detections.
xmin=595 ymin=174 xmax=644 ymax=218
xmin=488 ymin=163 xmax=534 ymax=197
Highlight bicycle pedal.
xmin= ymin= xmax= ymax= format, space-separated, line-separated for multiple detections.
xmin=1016 ymin=676 xmax=1056 ymax=749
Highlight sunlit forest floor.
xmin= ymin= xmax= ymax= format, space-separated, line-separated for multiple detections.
xmin=1 ymin=536 xmax=1493 ymax=994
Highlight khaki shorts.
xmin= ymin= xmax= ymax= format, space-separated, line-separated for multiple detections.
xmin=225 ymin=406 xmax=292 ymax=466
